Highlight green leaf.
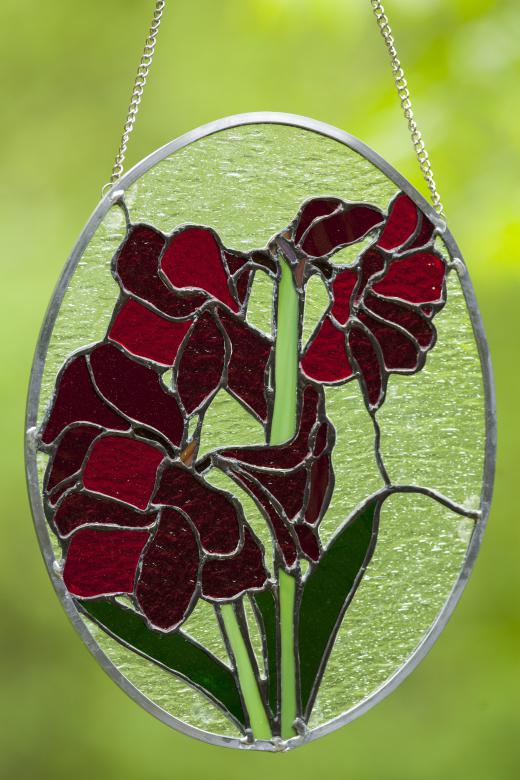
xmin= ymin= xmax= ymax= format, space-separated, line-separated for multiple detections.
xmin=298 ymin=498 xmax=381 ymax=717
xmin=79 ymin=598 xmax=246 ymax=729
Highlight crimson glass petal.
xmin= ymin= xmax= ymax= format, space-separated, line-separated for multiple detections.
xmin=115 ymin=224 xmax=206 ymax=318
xmin=364 ymin=293 xmax=435 ymax=348
xmin=295 ymin=198 xmax=342 ymax=245
xmin=301 ymin=317 xmax=353 ymax=384
xmin=54 ymin=491 xmax=157 ymax=537
xmin=161 ymin=227 xmax=239 ymax=312
xmin=301 ymin=205 xmax=384 ymax=258
xmin=218 ymin=309 xmax=272 ymax=423
xmin=90 ymin=343 xmax=185 ymax=448
xmin=348 ymin=326 xmax=384 ymax=409
xmin=136 ymin=508 xmax=200 ymax=631
xmin=41 ymin=356 xmax=128 ymax=445
xmin=201 ymin=528 xmax=268 ymax=600
xmin=372 ymin=252 xmax=445 ymax=304
xmin=154 ymin=465 xmax=241 ymax=556
xmin=305 ymin=453 xmax=333 ymax=526
xmin=294 ymin=524 xmax=320 ymax=562
xmin=331 ymin=268 xmax=357 ymax=325
xmin=63 ymin=528 xmax=148 ymax=598
xmin=109 ymin=299 xmax=191 ymax=366
xmin=359 ymin=311 xmax=419 ymax=371
xmin=232 ymin=471 xmax=298 ymax=568
xmin=46 ymin=425 xmax=100 ymax=493
xmin=377 ymin=193 xmax=419 ymax=251
xmin=83 ymin=435 xmax=164 ymax=510
xmin=176 ymin=311 xmax=226 ymax=415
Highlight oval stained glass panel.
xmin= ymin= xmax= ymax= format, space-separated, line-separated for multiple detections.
xmin=26 ymin=114 xmax=495 ymax=751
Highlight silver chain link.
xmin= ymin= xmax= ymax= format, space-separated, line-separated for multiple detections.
xmin=370 ymin=0 xmax=445 ymax=217
xmin=104 ymin=0 xmax=166 ymax=192
xmin=105 ymin=0 xmax=444 ymax=216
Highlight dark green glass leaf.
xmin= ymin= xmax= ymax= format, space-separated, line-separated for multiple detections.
xmin=253 ymin=588 xmax=278 ymax=717
xmin=299 ymin=499 xmax=381 ymax=717
xmin=79 ymin=598 xmax=246 ymax=729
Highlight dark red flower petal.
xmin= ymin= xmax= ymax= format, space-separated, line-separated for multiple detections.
xmin=301 ymin=205 xmax=384 ymax=258
xmin=115 ymin=225 xmax=206 ymax=318
xmin=305 ymin=453 xmax=333 ymax=526
xmin=313 ymin=421 xmax=329 ymax=457
xmin=364 ymin=293 xmax=435 ymax=349
xmin=372 ymin=252 xmax=445 ymax=304
xmin=201 ymin=528 xmax=268 ymax=600
xmin=218 ymin=308 xmax=272 ymax=423
xmin=331 ymin=268 xmax=357 ymax=325
xmin=41 ymin=356 xmax=128 ymax=445
xmin=233 ymin=472 xmax=298 ymax=569
xmin=83 ymin=435 xmax=164 ymax=510
xmin=54 ymin=491 xmax=157 ymax=537
xmin=176 ymin=310 xmax=226 ymax=415
xmin=406 ymin=213 xmax=435 ymax=250
xmin=353 ymin=247 xmax=386 ymax=305
xmin=109 ymin=299 xmax=191 ymax=366
xmin=90 ymin=343 xmax=184 ymax=448
xmin=294 ymin=524 xmax=320 ymax=562
xmin=219 ymin=384 xmax=320 ymax=469
xmin=63 ymin=528 xmax=148 ymax=598
xmin=46 ymin=425 xmax=100 ymax=494
xmin=294 ymin=198 xmax=342 ymax=245
xmin=248 ymin=467 xmax=308 ymax=522
xmin=301 ymin=316 xmax=353 ymax=384
xmin=136 ymin=508 xmax=200 ymax=631
xmin=161 ymin=227 xmax=239 ymax=313
xmin=154 ymin=465 xmax=241 ymax=556
xmin=377 ymin=193 xmax=420 ymax=251
xmin=348 ymin=326 xmax=385 ymax=409
xmin=359 ymin=311 xmax=419 ymax=371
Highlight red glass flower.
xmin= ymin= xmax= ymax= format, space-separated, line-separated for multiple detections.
xmin=41 ymin=341 xmax=268 ymax=632
xmin=207 ymin=385 xmax=335 ymax=567
xmin=300 ymin=193 xmax=446 ymax=409
xmin=108 ymin=224 xmax=275 ymax=422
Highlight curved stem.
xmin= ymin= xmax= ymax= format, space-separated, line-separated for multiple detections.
xmin=220 ymin=603 xmax=272 ymax=740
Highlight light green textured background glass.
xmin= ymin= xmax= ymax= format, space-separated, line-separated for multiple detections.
xmin=35 ymin=123 xmax=485 ymax=738
xmin=3 ymin=0 xmax=517 ymax=776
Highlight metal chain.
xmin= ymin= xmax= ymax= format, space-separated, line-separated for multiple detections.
xmin=104 ymin=0 xmax=444 ymax=216
xmin=105 ymin=0 xmax=166 ymax=191
xmin=370 ymin=1 xmax=445 ymax=217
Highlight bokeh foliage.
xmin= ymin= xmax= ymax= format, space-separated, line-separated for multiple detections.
xmin=0 ymin=0 xmax=518 ymax=778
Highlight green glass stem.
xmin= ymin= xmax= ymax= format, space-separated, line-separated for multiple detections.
xmin=278 ymin=569 xmax=298 ymax=739
xmin=220 ymin=603 xmax=272 ymax=740
xmin=270 ymin=256 xmax=301 ymax=739
xmin=270 ymin=258 xmax=299 ymax=443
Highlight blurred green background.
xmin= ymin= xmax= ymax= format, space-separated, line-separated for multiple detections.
xmin=1 ymin=0 xmax=518 ymax=777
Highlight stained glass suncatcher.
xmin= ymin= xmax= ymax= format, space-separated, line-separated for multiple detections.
xmin=26 ymin=115 xmax=495 ymax=750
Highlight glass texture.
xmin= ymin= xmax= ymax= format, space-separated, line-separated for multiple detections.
xmin=34 ymin=123 xmax=486 ymax=744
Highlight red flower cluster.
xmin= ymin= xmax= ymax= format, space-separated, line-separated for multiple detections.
xmin=109 ymin=224 xmax=275 ymax=421
xmin=208 ymin=384 xmax=335 ymax=567
xmin=41 ymin=341 xmax=269 ymax=631
xmin=299 ymin=193 xmax=447 ymax=409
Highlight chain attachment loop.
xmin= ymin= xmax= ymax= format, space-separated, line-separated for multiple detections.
xmin=105 ymin=0 xmax=445 ymax=217
xmin=370 ymin=0 xmax=445 ymax=217
xmin=104 ymin=0 xmax=166 ymax=192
